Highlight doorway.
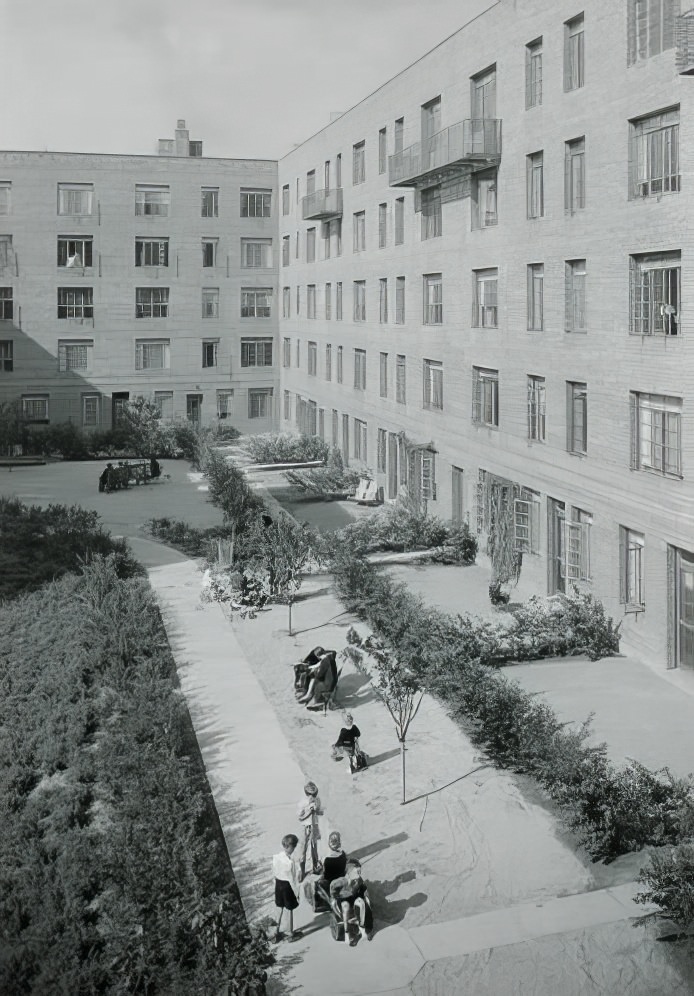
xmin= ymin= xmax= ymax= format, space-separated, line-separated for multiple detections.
xmin=186 ymin=394 xmax=202 ymax=423
xmin=111 ymin=391 xmax=129 ymax=426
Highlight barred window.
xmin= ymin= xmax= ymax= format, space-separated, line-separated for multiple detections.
xmin=136 ymin=287 xmax=168 ymax=318
xmin=629 ymin=252 xmax=680 ymax=336
xmin=58 ymin=287 xmax=94 ymax=319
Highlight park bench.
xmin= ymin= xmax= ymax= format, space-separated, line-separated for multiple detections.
xmin=99 ymin=459 xmax=161 ymax=493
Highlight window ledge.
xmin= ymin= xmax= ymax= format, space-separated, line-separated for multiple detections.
xmin=624 ymin=603 xmax=645 ymax=615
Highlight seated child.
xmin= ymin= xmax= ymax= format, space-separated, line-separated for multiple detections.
xmin=329 ymin=858 xmax=373 ymax=946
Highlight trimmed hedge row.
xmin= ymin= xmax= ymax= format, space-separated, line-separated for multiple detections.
xmin=330 ymin=546 xmax=693 ymax=865
xmin=0 ymin=544 xmax=270 ymax=991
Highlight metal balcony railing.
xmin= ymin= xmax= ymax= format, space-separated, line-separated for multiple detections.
xmin=676 ymin=13 xmax=694 ymax=73
xmin=301 ymin=187 xmax=343 ymax=221
xmin=389 ymin=118 xmax=501 ymax=187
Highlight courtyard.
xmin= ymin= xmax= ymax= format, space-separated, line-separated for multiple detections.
xmin=3 ymin=456 xmax=694 ymax=994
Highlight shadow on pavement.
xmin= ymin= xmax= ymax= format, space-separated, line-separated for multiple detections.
xmin=403 ymin=764 xmax=489 ymax=806
xmin=350 ymin=831 xmax=409 ymax=864
xmin=363 ymin=747 xmax=400 ymax=768
xmin=367 ymin=870 xmax=427 ymax=926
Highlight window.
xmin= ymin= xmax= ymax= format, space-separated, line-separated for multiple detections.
xmin=337 ymin=345 xmax=343 ymax=383
xmin=394 ymin=117 xmax=404 ymax=154
xmin=154 ymin=391 xmax=174 ymax=421
xmin=307 ymin=284 xmax=316 ymax=319
xmin=565 ymin=260 xmax=586 ymax=332
xmin=283 ymin=390 xmax=291 ymax=421
xmin=630 ymin=108 xmax=679 ymax=198
xmin=620 ymin=527 xmax=645 ymax=608
xmin=0 ymin=339 xmax=13 ymax=371
xmin=58 ymin=183 xmax=93 ymax=216
xmin=202 ymin=340 xmax=218 ymax=367
xmin=217 ymin=390 xmax=233 ymax=420
xmin=202 ymin=239 xmax=217 ymax=267
xmin=396 ymin=276 xmax=406 ymax=324
xmin=241 ymin=287 xmax=272 ymax=318
xmin=395 ymin=197 xmax=405 ymax=244
xmin=202 ymin=288 xmax=219 ymax=318
xmin=241 ymin=189 xmax=271 ymax=217
xmin=472 ymin=67 xmax=496 ymax=118
xmin=472 ymin=269 xmax=498 ymax=327
xmin=0 ymin=235 xmax=13 ymax=270
xmin=322 ymin=222 xmax=331 ymax=260
xmin=242 ymin=239 xmax=272 ymax=268
xmin=58 ymin=339 xmax=93 ymax=372
xmin=0 ymin=287 xmax=13 ymax=321
xmin=526 ymin=152 xmax=544 ymax=219
xmin=332 ymin=409 xmax=339 ymax=444
xmin=332 ymin=218 xmax=342 ymax=257
xmin=283 ymin=337 xmax=291 ymax=367
xmin=336 ymin=282 xmax=343 ymax=320
xmin=421 ymin=186 xmax=442 ymax=240
xmin=308 ymin=340 xmax=317 ymax=375
xmin=353 ymin=211 xmax=365 ymax=252
xmin=282 ymin=236 xmax=290 ymax=267
xmin=396 ymin=354 xmax=406 ymax=404
xmin=630 ymin=392 xmax=682 ymax=476
xmin=282 ymin=185 xmax=290 ymax=215
xmin=325 ymin=283 xmax=332 ymax=320
xmin=379 ymin=128 xmax=387 ymax=173
xmin=379 ymin=352 xmax=388 ymax=398
xmin=526 ymin=38 xmax=543 ymax=108
xmin=296 ymin=285 xmax=300 ymax=315
xmin=423 ymin=273 xmax=443 ymax=325
xmin=82 ymin=394 xmax=100 ymax=428
xmin=566 ymin=507 xmax=592 ymax=581
xmin=58 ymin=287 xmax=93 ymax=319
xmin=201 ymin=187 xmax=218 ymax=218
xmin=295 ymin=231 xmax=300 ymax=260
xmin=325 ymin=343 xmax=332 ymax=380
xmin=565 ymin=138 xmax=586 ymax=213
xmin=0 ymin=182 xmax=10 ymax=215
xmin=248 ymin=389 xmax=273 ymax=419
xmin=58 ymin=236 xmax=93 ymax=268
xmin=135 ymin=184 xmax=169 ymax=217
xmin=628 ymin=0 xmax=677 ymax=64
xmin=22 ymin=395 xmax=48 ymax=422
xmin=336 ymin=153 xmax=342 ymax=187
xmin=353 ymin=281 xmax=366 ymax=322
xmin=471 ymin=170 xmax=497 ymax=229
xmin=353 ymin=419 xmax=368 ymax=462
xmin=306 ymin=170 xmax=316 ymax=196
xmin=377 ymin=429 xmax=387 ymax=473
xmin=423 ymin=359 xmax=443 ymax=410
xmin=353 ymin=141 xmax=366 ymax=184
xmin=514 ymin=488 xmax=541 ymax=555
xmin=325 ymin=160 xmax=331 ymax=191
xmin=354 ymin=348 xmax=366 ymax=390
xmin=527 ymin=375 xmax=546 ymax=441
xmin=378 ymin=203 xmax=387 ymax=248
xmin=135 ymin=339 xmax=170 ymax=370
xmin=472 ymin=367 xmax=499 ymax=426
xmin=379 ymin=278 xmax=388 ymax=323
xmin=135 ymin=238 xmax=168 ymax=267
xmin=527 ymin=264 xmax=544 ymax=330
xmin=136 ymin=287 xmax=168 ymax=318
xmin=630 ymin=252 xmax=681 ymax=336
xmin=282 ymin=287 xmax=290 ymax=318
xmin=567 ymin=382 xmax=588 ymax=454
xmin=564 ymin=14 xmax=585 ymax=91
xmin=307 ymin=227 xmax=316 ymax=263
xmin=296 ymin=339 xmax=301 ymax=367
xmin=241 ymin=338 xmax=273 ymax=367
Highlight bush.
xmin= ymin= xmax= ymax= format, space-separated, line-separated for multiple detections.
xmin=245 ymin=432 xmax=330 ymax=465
xmin=430 ymin=521 xmax=479 ymax=565
xmin=147 ymin=517 xmax=235 ymax=558
xmin=636 ymin=840 xmax=694 ymax=927
xmin=0 ymin=556 xmax=271 ymax=993
xmin=284 ymin=447 xmax=362 ymax=498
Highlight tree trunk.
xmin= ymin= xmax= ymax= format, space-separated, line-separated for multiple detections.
xmin=230 ymin=521 xmax=236 ymax=566
xmin=400 ymin=739 xmax=407 ymax=805
xmin=288 ymin=598 xmax=293 ymax=637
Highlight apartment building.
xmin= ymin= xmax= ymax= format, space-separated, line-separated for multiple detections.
xmin=0 ymin=121 xmax=279 ymax=433
xmin=278 ymin=0 xmax=694 ymax=671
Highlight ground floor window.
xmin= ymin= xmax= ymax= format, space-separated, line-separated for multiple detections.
xmin=82 ymin=394 xmax=100 ymax=428
xmin=154 ymin=391 xmax=174 ymax=421
xmin=22 ymin=395 xmax=49 ymax=422
xmin=248 ymin=388 xmax=272 ymax=419
xmin=669 ymin=546 xmax=694 ymax=668
xmin=216 ymin=390 xmax=233 ymax=419
xmin=619 ymin=527 xmax=645 ymax=611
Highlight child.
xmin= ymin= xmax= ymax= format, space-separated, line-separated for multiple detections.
xmin=296 ymin=781 xmax=323 ymax=881
xmin=272 ymin=833 xmax=302 ymax=943
xmin=330 ymin=858 xmax=374 ymax=945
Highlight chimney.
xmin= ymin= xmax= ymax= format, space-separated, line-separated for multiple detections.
xmin=157 ymin=120 xmax=203 ymax=157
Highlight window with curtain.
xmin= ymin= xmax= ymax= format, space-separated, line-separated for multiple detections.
xmin=472 ymin=367 xmax=499 ymax=426
xmin=566 ymin=382 xmax=588 ymax=454
xmin=564 ymin=15 xmax=584 ymax=91
xmin=472 ymin=269 xmax=498 ymax=327
xmin=527 ymin=264 xmax=544 ymax=330
xmin=421 ymin=186 xmax=442 ymax=239
xmin=423 ymin=274 xmax=443 ymax=324
xmin=630 ymin=108 xmax=679 ymax=198
xmin=472 ymin=170 xmax=497 ymax=228
xmin=565 ymin=137 xmax=585 ymax=212
xmin=423 ymin=360 xmax=443 ymax=410
xmin=527 ymin=376 xmax=546 ymax=441
xmin=526 ymin=152 xmax=544 ymax=218
xmin=525 ymin=39 xmax=543 ymax=108
xmin=565 ymin=260 xmax=586 ymax=332
xmin=628 ymin=0 xmax=677 ymax=64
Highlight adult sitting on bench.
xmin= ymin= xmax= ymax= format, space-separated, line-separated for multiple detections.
xmin=298 ymin=650 xmax=338 ymax=709
xmin=293 ymin=646 xmax=326 ymax=697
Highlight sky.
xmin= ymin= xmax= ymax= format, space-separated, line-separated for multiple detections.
xmin=4 ymin=0 xmax=494 ymax=161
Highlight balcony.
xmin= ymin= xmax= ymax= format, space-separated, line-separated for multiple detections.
xmin=389 ymin=118 xmax=501 ymax=188
xmin=676 ymin=13 xmax=694 ymax=74
xmin=301 ymin=187 xmax=343 ymax=221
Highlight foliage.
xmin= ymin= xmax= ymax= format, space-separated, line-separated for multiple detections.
xmin=245 ymin=432 xmax=330 ymax=465
xmin=636 ymin=839 xmax=694 ymax=927
xmin=486 ymin=478 xmax=522 ymax=590
xmin=115 ymin=398 xmax=177 ymax=459
xmin=146 ymin=517 xmax=235 ymax=558
xmin=0 ymin=399 xmax=27 ymax=454
xmin=284 ymin=447 xmax=362 ymax=499
xmin=0 ymin=497 xmax=142 ymax=601
xmin=201 ymin=564 xmax=271 ymax=619
xmin=0 ymin=556 xmax=271 ymax=994
xmin=203 ymin=447 xmax=263 ymax=533
xmin=430 ymin=521 xmax=479 ymax=565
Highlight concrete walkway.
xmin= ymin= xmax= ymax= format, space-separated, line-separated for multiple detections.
xmin=148 ymin=558 xmax=664 ymax=996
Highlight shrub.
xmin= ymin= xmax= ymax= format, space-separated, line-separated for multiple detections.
xmin=284 ymin=447 xmax=362 ymax=498
xmin=146 ymin=517 xmax=234 ymax=558
xmin=636 ymin=840 xmax=694 ymax=928
xmin=430 ymin=521 xmax=478 ymax=565
xmin=245 ymin=432 xmax=330 ymax=465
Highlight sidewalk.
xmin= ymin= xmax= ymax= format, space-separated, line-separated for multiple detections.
xmin=148 ymin=558 xmax=693 ymax=996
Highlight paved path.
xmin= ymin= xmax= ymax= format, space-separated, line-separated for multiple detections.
xmin=148 ymin=559 xmax=661 ymax=996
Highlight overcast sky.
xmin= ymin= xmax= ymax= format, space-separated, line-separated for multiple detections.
xmin=4 ymin=0 xmax=494 ymax=161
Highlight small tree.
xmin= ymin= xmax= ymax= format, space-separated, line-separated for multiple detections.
xmin=203 ymin=447 xmax=262 ymax=564
xmin=119 ymin=398 xmax=174 ymax=458
xmin=345 ymin=629 xmax=424 ymax=804
xmin=244 ymin=516 xmax=316 ymax=635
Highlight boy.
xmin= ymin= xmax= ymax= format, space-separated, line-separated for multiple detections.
xmin=296 ymin=780 xmax=323 ymax=881
xmin=330 ymin=858 xmax=374 ymax=945
xmin=271 ymin=833 xmax=302 ymax=943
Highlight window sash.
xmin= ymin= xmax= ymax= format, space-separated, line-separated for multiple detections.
xmin=241 ymin=339 xmax=273 ymax=367
xmin=241 ymin=288 xmax=272 ymax=318
xmin=565 ymin=262 xmax=587 ymax=332
xmin=527 ymin=266 xmax=544 ymax=330
xmin=396 ymin=355 xmax=406 ymax=403
xmin=395 ymin=278 xmax=406 ymax=324
xmin=135 ymin=341 xmax=168 ymax=370
xmin=202 ymin=341 xmax=218 ymax=367
xmin=353 ymin=282 xmax=366 ymax=321
xmin=354 ymin=350 xmax=366 ymax=389
xmin=352 ymin=143 xmax=366 ymax=184
xmin=395 ymin=198 xmax=405 ymax=244
xmin=58 ymin=237 xmax=94 ymax=268
xmin=241 ymin=191 xmax=271 ymax=217
xmin=565 ymin=143 xmax=585 ymax=212
xmin=135 ymin=239 xmax=168 ymax=267
xmin=380 ymin=352 xmax=388 ymax=397
xmin=248 ymin=389 xmax=272 ymax=418
xmin=630 ymin=257 xmax=680 ymax=335
xmin=633 ymin=122 xmax=679 ymax=196
xmin=136 ymin=287 xmax=169 ymax=318
xmin=58 ymin=185 xmax=93 ymax=216
xmin=0 ymin=183 xmax=10 ymax=215
xmin=23 ymin=397 xmax=48 ymax=421
xmin=421 ymin=188 xmax=442 ymax=239
xmin=217 ymin=390 xmax=233 ymax=418
xmin=353 ymin=212 xmax=365 ymax=251
xmin=325 ymin=344 xmax=332 ymax=380
xmin=0 ymin=290 xmax=13 ymax=321
xmin=424 ymin=277 xmax=442 ymax=324
xmin=527 ymin=378 xmax=546 ymax=440
xmin=423 ymin=362 xmax=443 ymax=409
xmin=565 ymin=18 xmax=584 ymax=90
xmin=243 ymin=240 xmax=271 ymax=268
xmin=473 ymin=369 xmax=499 ymax=425
xmin=526 ymin=44 xmax=543 ymax=108
xmin=135 ymin=186 xmax=169 ymax=216
xmin=337 ymin=346 xmax=343 ymax=383
xmin=527 ymin=154 xmax=544 ymax=218
xmin=568 ymin=385 xmax=587 ymax=453
xmin=58 ymin=287 xmax=94 ymax=319
xmin=201 ymin=188 xmax=219 ymax=218
xmin=379 ymin=280 xmax=388 ymax=323
xmin=473 ymin=274 xmax=498 ymax=327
